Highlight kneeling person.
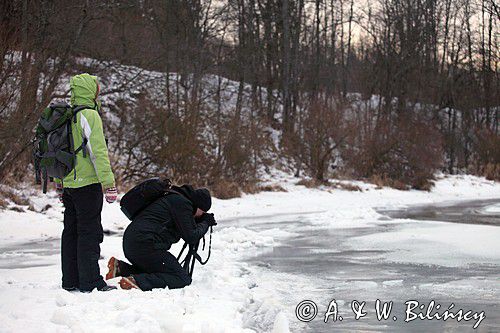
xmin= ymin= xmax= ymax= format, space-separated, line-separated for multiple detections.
xmin=106 ymin=185 xmax=215 ymax=290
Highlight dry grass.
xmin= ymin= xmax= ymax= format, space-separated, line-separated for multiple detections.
xmin=258 ymin=184 xmax=287 ymax=192
xmin=482 ymin=163 xmax=500 ymax=181
xmin=6 ymin=191 xmax=30 ymax=206
xmin=296 ymin=178 xmax=326 ymax=188
xmin=297 ymin=178 xmax=362 ymax=191
xmin=210 ymin=180 xmax=287 ymax=199
xmin=330 ymin=181 xmax=362 ymax=192
xmin=371 ymin=174 xmax=410 ymax=190
xmin=240 ymin=182 xmax=260 ymax=195
xmin=0 ymin=187 xmax=30 ymax=210
xmin=0 ymin=197 xmax=7 ymax=209
xmin=210 ymin=179 xmax=242 ymax=199
xmin=0 ymin=188 xmax=28 ymax=206
xmin=370 ymin=173 xmax=435 ymax=191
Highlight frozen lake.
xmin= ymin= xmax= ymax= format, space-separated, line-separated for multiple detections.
xmin=247 ymin=199 xmax=500 ymax=332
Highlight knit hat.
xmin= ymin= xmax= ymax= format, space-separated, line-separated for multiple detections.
xmin=192 ymin=188 xmax=212 ymax=212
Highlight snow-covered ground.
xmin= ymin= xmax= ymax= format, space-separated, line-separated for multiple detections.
xmin=0 ymin=174 xmax=499 ymax=332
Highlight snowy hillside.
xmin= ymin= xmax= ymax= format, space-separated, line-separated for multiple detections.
xmin=1 ymin=174 xmax=499 ymax=332
xmin=39 ymin=56 xmax=282 ymax=183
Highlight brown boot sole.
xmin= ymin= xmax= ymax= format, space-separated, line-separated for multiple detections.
xmin=106 ymin=257 xmax=118 ymax=280
xmin=119 ymin=277 xmax=139 ymax=290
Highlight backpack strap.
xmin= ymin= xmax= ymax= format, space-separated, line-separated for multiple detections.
xmin=42 ymin=168 xmax=48 ymax=194
xmin=71 ymin=105 xmax=89 ymax=158
xmin=69 ymin=105 xmax=90 ymax=180
xmin=72 ymin=105 xmax=89 ymax=123
xmin=74 ymin=138 xmax=88 ymax=158
xmin=33 ymin=138 xmax=42 ymax=186
xmin=176 ymin=241 xmax=189 ymax=261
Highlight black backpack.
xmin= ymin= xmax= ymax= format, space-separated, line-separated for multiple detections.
xmin=120 ymin=177 xmax=173 ymax=220
xmin=33 ymin=102 xmax=89 ymax=193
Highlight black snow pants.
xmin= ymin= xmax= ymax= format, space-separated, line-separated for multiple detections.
xmin=61 ymin=183 xmax=106 ymax=292
xmin=121 ymin=225 xmax=192 ymax=291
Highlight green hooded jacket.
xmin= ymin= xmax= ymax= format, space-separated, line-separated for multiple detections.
xmin=57 ymin=73 xmax=115 ymax=189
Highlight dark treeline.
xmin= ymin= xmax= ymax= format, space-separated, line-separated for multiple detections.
xmin=0 ymin=0 xmax=498 ymax=195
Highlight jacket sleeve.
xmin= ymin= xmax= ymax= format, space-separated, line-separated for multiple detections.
xmin=80 ymin=109 xmax=115 ymax=188
xmin=171 ymin=197 xmax=209 ymax=244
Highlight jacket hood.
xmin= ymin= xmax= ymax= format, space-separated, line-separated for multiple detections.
xmin=172 ymin=185 xmax=212 ymax=212
xmin=172 ymin=185 xmax=196 ymax=214
xmin=70 ymin=73 xmax=100 ymax=109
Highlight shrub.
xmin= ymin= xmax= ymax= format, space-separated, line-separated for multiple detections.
xmin=283 ymin=99 xmax=350 ymax=182
xmin=481 ymin=163 xmax=500 ymax=181
xmin=471 ymin=129 xmax=500 ymax=181
xmin=344 ymin=110 xmax=443 ymax=189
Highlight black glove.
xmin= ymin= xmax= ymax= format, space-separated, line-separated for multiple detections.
xmin=199 ymin=212 xmax=217 ymax=227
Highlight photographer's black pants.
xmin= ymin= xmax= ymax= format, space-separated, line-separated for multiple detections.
xmin=121 ymin=239 xmax=192 ymax=291
xmin=61 ymin=183 xmax=106 ymax=292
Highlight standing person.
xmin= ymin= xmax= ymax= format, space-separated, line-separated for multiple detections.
xmin=55 ymin=73 xmax=118 ymax=292
xmin=106 ymin=185 xmax=216 ymax=291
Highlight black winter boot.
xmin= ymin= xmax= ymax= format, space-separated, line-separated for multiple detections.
xmin=98 ymin=285 xmax=117 ymax=292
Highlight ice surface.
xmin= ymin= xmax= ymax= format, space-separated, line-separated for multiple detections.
xmin=482 ymin=203 xmax=500 ymax=214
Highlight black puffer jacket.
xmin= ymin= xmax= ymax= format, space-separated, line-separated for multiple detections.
xmin=123 ymin=186 xmax=209 ymax=252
